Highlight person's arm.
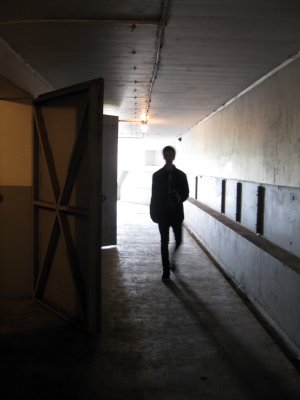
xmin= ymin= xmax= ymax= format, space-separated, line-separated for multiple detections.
xmin=150 ymin=174 xmax=159 ymax=222
xmin=181 ymin=173 xmax=189 ymax=202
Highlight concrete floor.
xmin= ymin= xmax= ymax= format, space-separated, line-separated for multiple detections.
xmin=1 ymin=201 xmax=300 ymax=400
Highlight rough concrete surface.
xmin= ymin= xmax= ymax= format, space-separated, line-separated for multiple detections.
xmin=1 ymin=201 xmax=300 ymax=400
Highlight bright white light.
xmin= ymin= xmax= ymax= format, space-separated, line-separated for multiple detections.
xmin=118 ymin=139 xmax=145 ymax=171
xmin=140 ymin=112 xmax=147 ymax=121
xmin=141 ymin=122 xmax=148 ymax=133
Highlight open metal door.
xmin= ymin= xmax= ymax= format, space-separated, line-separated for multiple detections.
xmin=102 ymin=115 xmax=118 ymax=247
xmin=33 ymin=79 xmax=103 ymax=334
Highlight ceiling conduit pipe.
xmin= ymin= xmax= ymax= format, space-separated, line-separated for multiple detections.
xmin=145 ymin=0 xmax=172 ymax=119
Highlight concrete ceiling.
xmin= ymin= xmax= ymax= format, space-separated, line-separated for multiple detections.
xmin=0 ymin=0 xmax=300 ymax=139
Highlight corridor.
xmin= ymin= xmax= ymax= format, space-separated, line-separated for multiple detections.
xmin=1 ymin=201 xmax=300 ymax=400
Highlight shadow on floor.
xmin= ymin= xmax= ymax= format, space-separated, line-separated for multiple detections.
xmin=164 ymin=274 xmax=300 ymax=400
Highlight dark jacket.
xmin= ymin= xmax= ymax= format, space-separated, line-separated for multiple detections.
xmin=150 ymin=166 xmax=189 ymax=223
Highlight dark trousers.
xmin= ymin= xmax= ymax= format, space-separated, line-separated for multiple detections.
xmin=158 ymin=219 xmax=182 ymax=271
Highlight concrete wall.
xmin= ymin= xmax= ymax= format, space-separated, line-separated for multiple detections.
xmin=0 ymin=37 xmax=53 ymax=98
xmin=181 ymin=57 xmax=300 ymax=187
xmin=184 ymin=200 xmax=300 ymax=356
xmin=188 ymin=175 xmax=300 ymax=258
xmin=0 ymin=100 xmax=33 ymax=297
xmin=181 ymin=57 xmax=300 ymax=355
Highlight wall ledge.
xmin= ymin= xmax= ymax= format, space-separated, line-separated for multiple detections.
xmin=187 ymin=197 xmax=300 ymax=275
xmin=185 ymin=197 xmax=300 ymax=363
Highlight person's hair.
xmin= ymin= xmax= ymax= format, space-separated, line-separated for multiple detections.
xmin=162 ymin=145 xmax=176 ymax=156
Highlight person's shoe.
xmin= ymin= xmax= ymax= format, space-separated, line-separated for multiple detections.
xmin=162 ymin=272 xmax=170 ymax=281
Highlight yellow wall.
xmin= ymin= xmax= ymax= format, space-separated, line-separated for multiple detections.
xmin=0 ymin=101 xmax=32 ymax=186
xmin=0 ymin=100 xmax=33 ymax=297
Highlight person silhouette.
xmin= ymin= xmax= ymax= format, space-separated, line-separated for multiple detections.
xmin=150 ymin=146 xmax=189 ymax=280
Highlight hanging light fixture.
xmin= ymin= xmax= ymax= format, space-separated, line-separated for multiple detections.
xmin=118 ymin=114 xmax=149 ymax=137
